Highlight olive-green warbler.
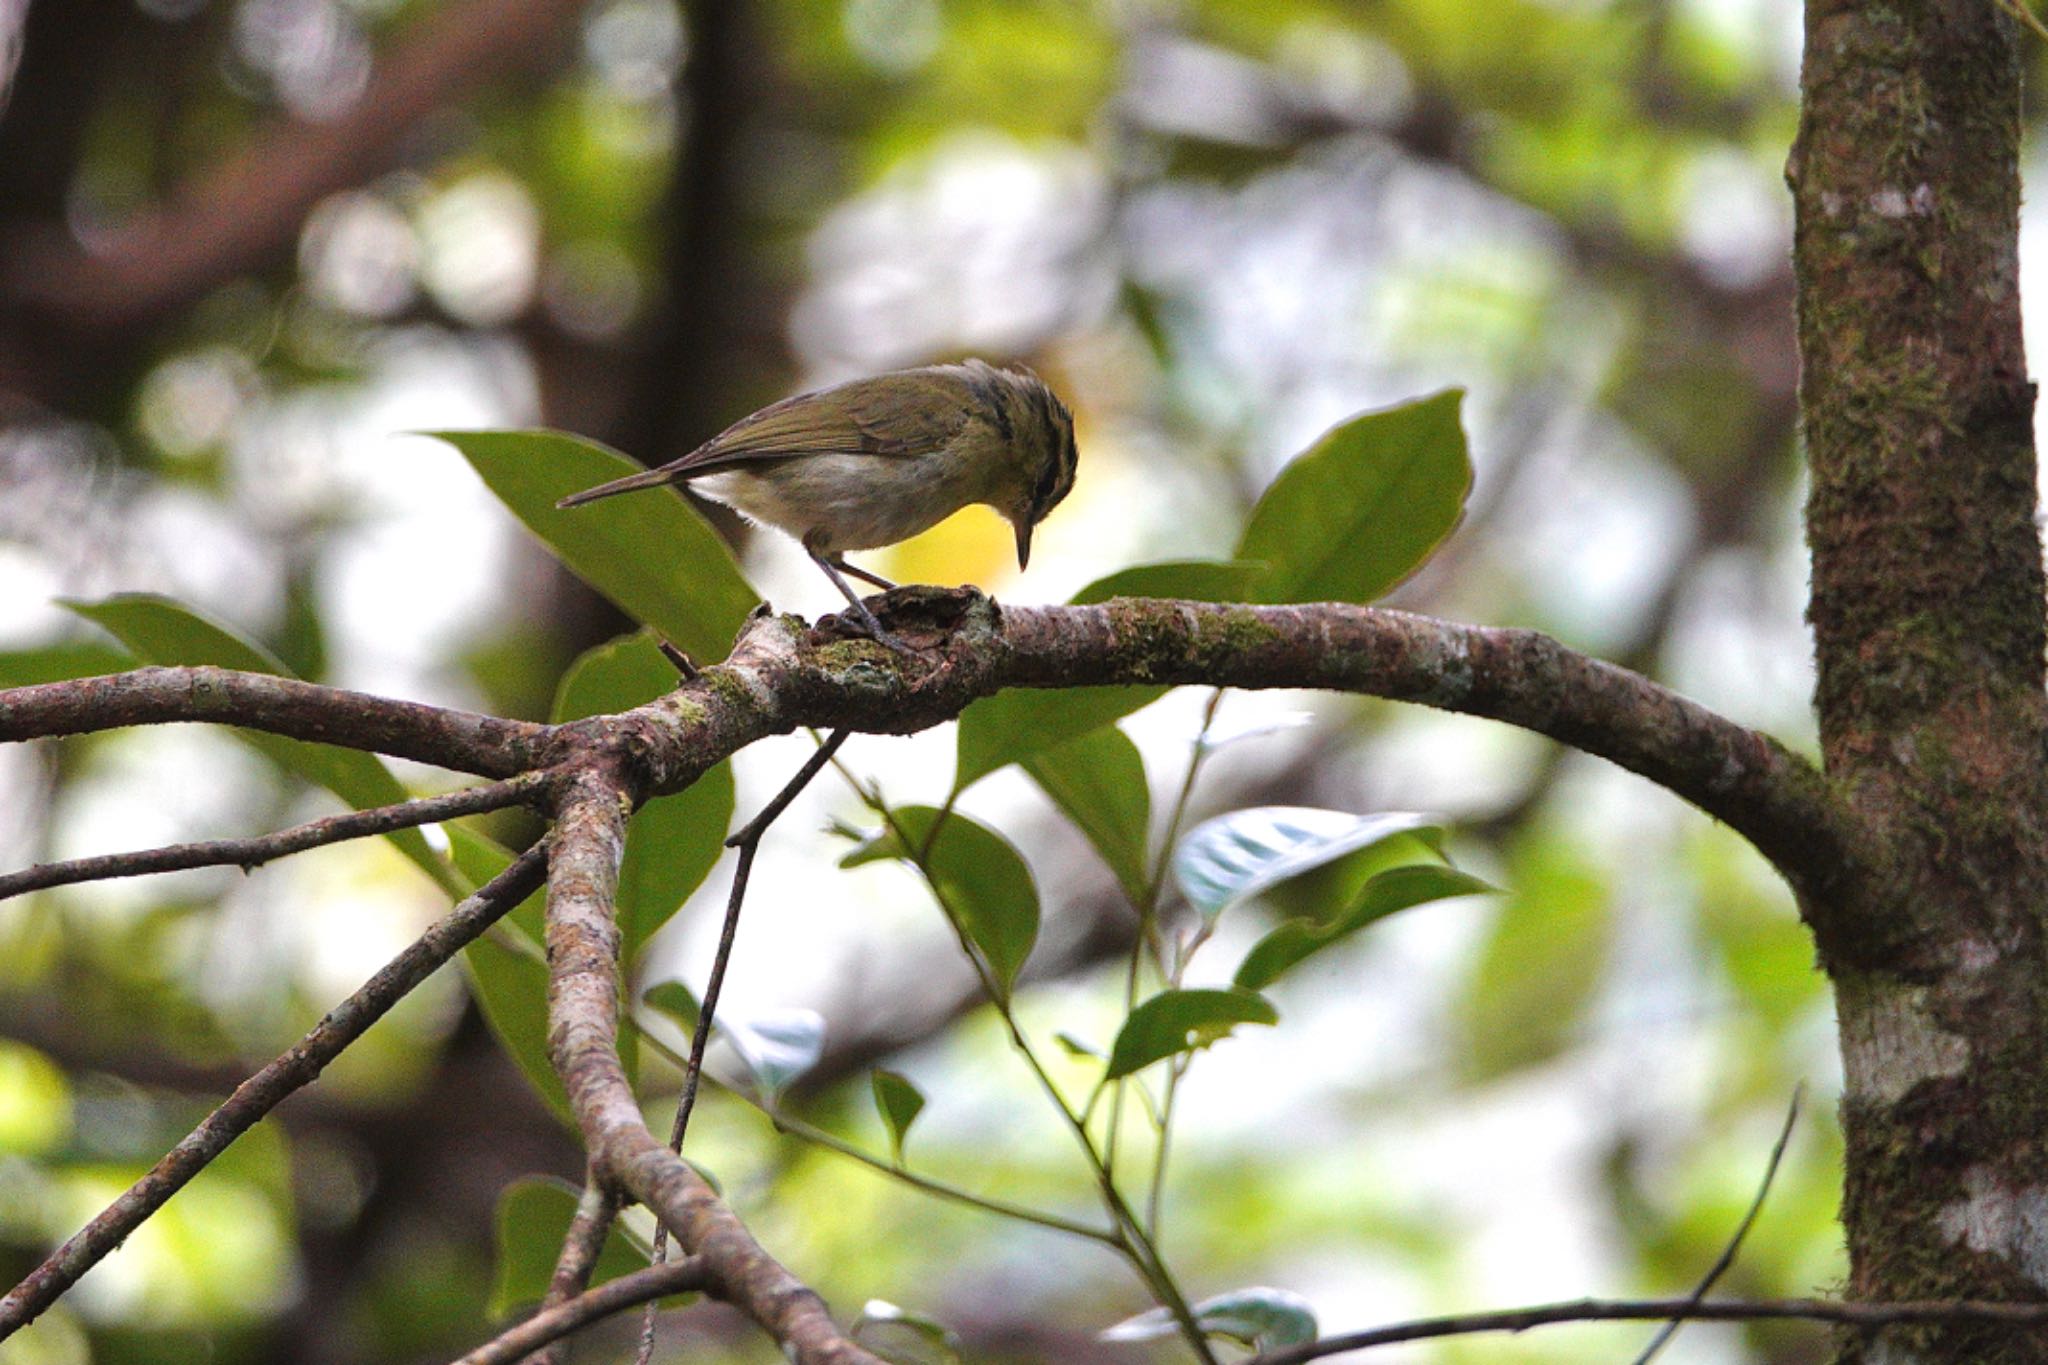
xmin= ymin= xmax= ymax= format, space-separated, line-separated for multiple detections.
xmin=557 ymin=359 xmax=1078 ymax=647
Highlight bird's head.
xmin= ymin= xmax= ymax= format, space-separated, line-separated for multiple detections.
xmin=968 ymin=362 xmax=1077 ymax=570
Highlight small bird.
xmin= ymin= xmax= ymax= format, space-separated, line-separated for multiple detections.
xmin=557 ymin=359 xmax=1078 ymax=649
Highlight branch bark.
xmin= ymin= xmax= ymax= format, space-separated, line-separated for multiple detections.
xmin=1789 ymin=0 xmax=2048 ymax=1349
xmin=0 ymin=665 xmax=552 ymax=776
xmin=544 ymin=769 xmax=881 ymax=1365
xmin=0 ymin=771 xmax=545 ymax=899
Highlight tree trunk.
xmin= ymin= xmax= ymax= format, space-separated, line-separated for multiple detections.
xmin=1790 ymin=0 xmax=2048 ymax=1357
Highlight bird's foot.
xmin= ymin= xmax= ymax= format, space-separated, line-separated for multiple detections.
xmin=838 ymin=598 xmax=918 ymax=657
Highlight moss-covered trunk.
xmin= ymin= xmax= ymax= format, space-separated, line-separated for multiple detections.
xmin=1790 ymin=0 xmax=2048 ymax=1357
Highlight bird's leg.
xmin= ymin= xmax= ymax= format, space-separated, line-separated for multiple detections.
xmin=829 ymin=556 xmax=898 ymax=591
xmin=808 ymin=549 xmax=914 ymax=655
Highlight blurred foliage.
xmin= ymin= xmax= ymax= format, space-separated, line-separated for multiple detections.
xmin=0 ymin=0 xmax=1862 ymax=1358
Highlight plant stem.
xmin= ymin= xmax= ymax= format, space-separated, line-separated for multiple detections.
xmin=859 ymin=789 xmax=1222 ymax=1365
xmin=769 ymin=1112 xmax=1121 ymax=1245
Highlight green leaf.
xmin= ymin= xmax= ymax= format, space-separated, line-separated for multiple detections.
xmin=552 ymin=631 xmax=733 ymax=962
xmin=641 ymin=979 xmax=701 ymax=1033
xmin=62 ymin=593 xmax=460 ymax=895
xmin=1067 ymin=559 xmax=1262 ymax=605
xmin=951 ymin=560 xmax=1258 ymax=791
xmin=1022 ymin=725 xmax=1151 ymax=904
xmin=842 ymin=807 xmax=1039 ymax=997
xmin=489 ymin=1176 xmax=662 ymax=1318
xmin=1237 ymin=390 xmax=1471 ymax=604
xmin=1234 ymin=865 xmax=1495 ymax=990
xmin=955 ymin=686 xmax=1166 ymax=792
xmin=1172 ymin=807 xmax=1441 ymax=923
xmin=449 ymin=826 xmax=573 ymax=1120
xmin=1105 ymin=987 xmax=1277 ymax=1079
xmin=0 ymin=641 xmax=133 ymax=687
xmin=871 ymin=1069 xmax=926 ymax=1163
xmin=433 ymin=430 xmax=758 ymax=663
xmin=1103 ymin=1287 xmax=1318 ymax=1349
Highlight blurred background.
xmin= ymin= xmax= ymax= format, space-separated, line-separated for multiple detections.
xmin=0 ymin=0 xmax=1935 ymax=1359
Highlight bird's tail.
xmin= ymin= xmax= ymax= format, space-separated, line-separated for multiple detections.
xmin=555 ymin=465 xmax=681 ymax=509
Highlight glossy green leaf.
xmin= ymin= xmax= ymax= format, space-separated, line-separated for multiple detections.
xmin=489 ymin=1176 xmax=661 ymax=1318
xmin=1172 ymin=807 xmax=1441 ymax=923
xmin=642 ymin=979 xmax=702 ymax=1033
xmin=0 ymin=641 xmax=132 ymax=687
xmin=1103 ymin=1287 xmax=1318 ymax=1349
xmin=1066 ymin=559 xmax=1263 ymax=605
xmin=842 ymin=807 xmax=1039 ymax=997
xmin=1105 ymin=987 xmax=1277 ymax=1079
xmin=62 ymin=593 xmax=459 ymax=895
xmin=871 ymin=1069 xmax=926 ymax=1163
xmin=433 ymin=429 xmax=758 ymax=663
xmin=952 ymin=560 xmax=1258 ymax=791
xmin=552 ymin=631 xmax=733 ymax=962
xmin=1235 ymin=865 xmax=1496 ymax=989
xmin=1022 ymin=725 xmax=1151 ymax=904
xmin=1238 ymin=390 xmax=1471 ymax=604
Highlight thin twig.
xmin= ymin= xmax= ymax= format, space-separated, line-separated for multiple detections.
xmin=1631 ymin=1084 xmax=1805 ymax=1364
xmin=637 ymin=728 xmax=851 ymax=1365
xmin=1247 ymin=1294 xmax=2048 ymax=1365
xmin=528 ymin=1172 xmax=621 ymax=1365
xmin=452 ymin=1256 xmax=710 ymax=1365
xmin=767 ymin=1111 xmax=1121 ymax=1245
xmin=0 ymin=772 xmax=547 ymax=901
xmin=0 ymin=841 xmax=551 ymax=1338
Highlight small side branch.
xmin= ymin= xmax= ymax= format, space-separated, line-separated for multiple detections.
xmin=527 ymin=1172 xmax=622 ymax=1365
xmin=0 ymin=842 xmax=550 ymax=1336
xmin=0 ymin=665 xmax=553 ymax=776
xmin=1632 ymin=1085 xmax=1803 ymax=1364
xmin=1247 ymin=1295 xmax=2048 ymax=1364
xmin=453 ymin=1256 xmax=710 ymax=1365
xmin=0 ymin=772 xmax=547 ymax=901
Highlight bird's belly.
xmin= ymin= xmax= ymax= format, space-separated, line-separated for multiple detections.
xmin=692 ymin=456 xmax=976 ymax=555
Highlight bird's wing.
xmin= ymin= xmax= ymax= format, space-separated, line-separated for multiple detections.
xmin=657 ymin=375 xmax=970 ymax=475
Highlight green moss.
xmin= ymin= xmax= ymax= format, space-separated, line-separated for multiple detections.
xmin=1191 ymin=605 xmax=1284 ymax=659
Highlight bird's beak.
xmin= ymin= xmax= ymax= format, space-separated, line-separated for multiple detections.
xmin=1014 ymin=520 xmax=1033 ymax=571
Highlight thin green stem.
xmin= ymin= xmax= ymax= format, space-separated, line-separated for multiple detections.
xmin=1108 ymin=688 xmax=1226 ymax=1174
xmin=1146 ymin=1056 xmax=1187 ymax=1240
xmin=769 ymin=1113 xmax=1121 ymax=1246
xmin=855 ymin=785 xmax=1221 ymax=1365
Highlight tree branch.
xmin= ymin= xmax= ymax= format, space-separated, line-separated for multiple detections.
xmin=0 ymin=771 xmax=547 ymax=900
xmin=0 ymin=841 xmax=550 ymax=1337
xmin=452 ymin=1256 xmax=710 ymax=1365
xmin=528 ymin=1172 xmax=622 ymax=1365
xmin=543 ymin=769 xmax=880 ymax=1365
xmin=2 ymin=595 xmax=1870 ymax=947
xmin=591 ymin=593 xmax=1868 ymax=950
xmin=1245 ymin=1294 xmax=2048 ymax=1364
xmin=0 ymin=665 xmax=553 ymax=776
